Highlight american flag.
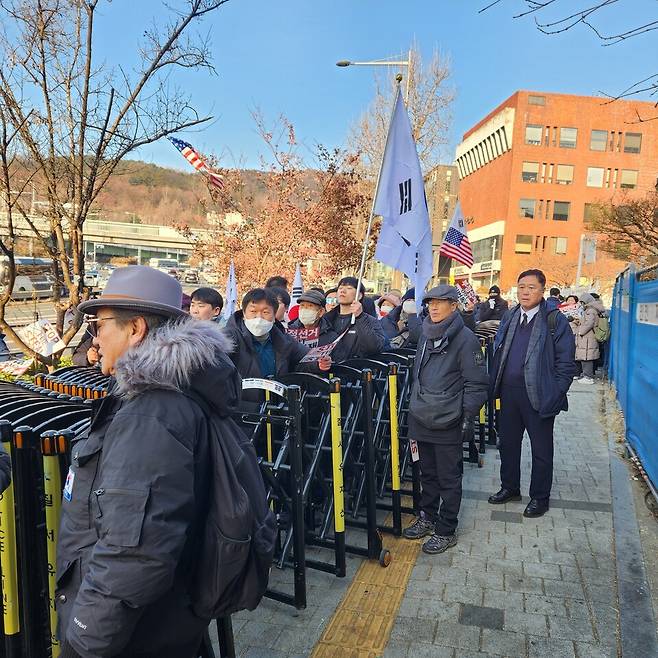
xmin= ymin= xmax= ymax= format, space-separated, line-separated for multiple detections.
xmin=167 ymin=136 xmax=224 ymax=189
xmin=439 ymin=202 xmax=474 ymax=267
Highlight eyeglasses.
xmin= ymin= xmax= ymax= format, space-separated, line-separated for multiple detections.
xmin=85 ymin=315 xmax=118 ymax=338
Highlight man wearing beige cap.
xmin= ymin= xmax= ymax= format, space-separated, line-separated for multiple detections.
xmin=56 ymin=266 xmax=239 ymax=657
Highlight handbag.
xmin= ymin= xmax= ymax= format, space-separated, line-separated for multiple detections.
xmin=408 ymin=340 xmax=464 ymax=431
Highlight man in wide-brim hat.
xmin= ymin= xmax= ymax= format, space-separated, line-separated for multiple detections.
xmin=57 ymin=265 xmax=237 ymax=657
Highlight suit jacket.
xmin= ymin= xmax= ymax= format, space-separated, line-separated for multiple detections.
xmin=491 ymin=301 xmax=576 ymax=417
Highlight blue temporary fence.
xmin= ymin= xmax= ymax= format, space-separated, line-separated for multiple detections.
xmin=609 ymin=263 xmax=658 ymax=496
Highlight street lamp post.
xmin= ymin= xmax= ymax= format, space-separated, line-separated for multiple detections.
xmin=337 ymin=51 xmax=413 ymax=291
xmin=336 ymin=51 xmax=413 ymax=102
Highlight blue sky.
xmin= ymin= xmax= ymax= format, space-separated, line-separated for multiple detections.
xmin=95 ymin=0 xmax=657 ymax=171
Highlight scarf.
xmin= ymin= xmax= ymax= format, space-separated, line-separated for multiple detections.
xmin=422 ymin=310 xmax=460 ymax=341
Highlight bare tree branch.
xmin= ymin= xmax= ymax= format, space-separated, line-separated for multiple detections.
xmin=480 ymin=1 xmax=658 ymax=119
xmin=0 ymin=0 xmax=229 ymax=367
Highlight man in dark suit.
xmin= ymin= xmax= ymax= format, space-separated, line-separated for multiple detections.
xmin=488 ymin=269 xmax=575 ymax=517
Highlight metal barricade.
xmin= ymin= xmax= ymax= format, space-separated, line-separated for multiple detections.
xmin=236 ymin=379 xmax=307 ymax=610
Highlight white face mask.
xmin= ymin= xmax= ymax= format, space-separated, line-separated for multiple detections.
xmin=244 ymin=317 xmax=274 ymax=337
xmin=381 ymin=304 xmax=394 ymax=314
xmin=298 ymin=308 xmax=319 ymax=327
xmin=402 ymin=300 xmax=416 ymax=315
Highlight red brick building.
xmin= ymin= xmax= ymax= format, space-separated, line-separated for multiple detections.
xmin=454 ymin=91 xmax=658 ymax=292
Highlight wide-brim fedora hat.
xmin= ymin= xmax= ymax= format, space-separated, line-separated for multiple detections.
xmin=78 ymin=265 xmax=186 ymax=319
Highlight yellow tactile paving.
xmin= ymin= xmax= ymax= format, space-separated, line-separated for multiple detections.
xmin=310 ymin=514 xmax=421 ymax=658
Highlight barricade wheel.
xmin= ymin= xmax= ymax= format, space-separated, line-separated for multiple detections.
xmin=379 ymin=549 xmax=392 ymax=568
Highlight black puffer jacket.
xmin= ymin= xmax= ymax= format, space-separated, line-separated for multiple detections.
xmin=409 ymin=312 xmax=489 ymax=444
xmin=324 ymin=307 xmax=387 ymax=363
xmin=478 ymin=295 xmax=509 ymax=322
xmin=57 ymin=319 xmax=240 ymax=657
xmin=223 ymin=311 xmax=310 ymax=404
xmin=380 ymin=305 xmax=422 ymax=349
xmin=71 ymin=335 xmax=94 ymax=367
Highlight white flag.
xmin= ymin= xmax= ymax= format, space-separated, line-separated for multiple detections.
xmin=373 ymin=91 xmax=433 ymax=299
xmin=221 ymin=260 xmax=238 ymax=324
xmin=290 ymin=264 xmax=303 ymax=308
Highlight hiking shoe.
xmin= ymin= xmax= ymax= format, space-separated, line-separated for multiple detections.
xmin=422 ymin=534 xmax=457 ymax=555
xmin=402 ymin=515 xmax=434 ymax=540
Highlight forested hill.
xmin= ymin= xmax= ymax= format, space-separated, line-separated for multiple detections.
xmin=92 ymin=160 xmax=267 ymax=227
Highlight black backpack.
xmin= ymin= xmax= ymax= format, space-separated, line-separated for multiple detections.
xmin=547 ymin=309 xmax=559 ymax=336
xmin=187 ymin=393 xmax=277 ymax=619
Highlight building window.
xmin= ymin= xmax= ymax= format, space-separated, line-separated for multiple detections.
xmin=519 ymin=198 xmax=536 ymax=218
xmin=624 ymin=133 xmax=642 ymax=154
xmin=587 ymin=167 xmax=605 ymax=188
xmin=525 ymin=125 xmax=542 ymax=145
xmin=528 ymin=95 xmax=546 ymax=106
xmin=471 ymin=235 xmax=503 ymax=262
xmin=590 ymin=130 xmax=608 ymax=151
xmin=559 ymin=127 xmax=577 ymax=149
xmin=556 ymin=164 xmax=574 ymax=185
xmin=584 ymin=203 xmax=598 ymax=223
xmin=620 ymin=169 xmax=638 ymax=189
xmin=500 ymin=127 xmax=510 ymax=151
xmin=551 ymin=237 xmax=568 ymax=255
xmin=522 ymin=161 xmax=539 ymax=182
xmin=515 ymin=234 xmax=533 ymax=254
xmin=553 ymin=201 xmax=570 ymax=221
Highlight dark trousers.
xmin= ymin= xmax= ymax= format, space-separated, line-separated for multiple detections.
xmin=499 ymin=386 xmax=555 ymax=501
xmin=580 ymin=360 xmax=595 ymax=378
xmin=418 ymin=435 xmax=463 ymax=536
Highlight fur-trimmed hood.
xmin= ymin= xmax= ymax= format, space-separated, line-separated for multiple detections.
xmin=113 ymin=318 xmax=240 ymax=415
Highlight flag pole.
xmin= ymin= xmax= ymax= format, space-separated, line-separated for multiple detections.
xmin=354 ymin=79 xmax=403 ymax=323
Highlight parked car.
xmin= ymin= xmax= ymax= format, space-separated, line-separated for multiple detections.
xmin=84 ymin=270 xmax=99 ymax=288
xmin=202 ymin=270 xmax=220 ymax=284
xmin=184 ymin=269 xmax=200 ymax=284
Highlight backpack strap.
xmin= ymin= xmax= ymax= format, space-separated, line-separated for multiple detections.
xmin=547 ymin=309 xmax=559 ymax=337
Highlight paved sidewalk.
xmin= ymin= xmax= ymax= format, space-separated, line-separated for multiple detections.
xmin=384 ymin=383 xmax=622 ymax=658
xmin=212 ymin=382 xmax=656 ymax=657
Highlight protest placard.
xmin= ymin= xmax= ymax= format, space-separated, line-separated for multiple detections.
xmin=455 ymin=280 xmax=477 ymax=306
xmin=286 ymin=326 xmax=320 ymax=347
xmin=558 ymin=301 xmax=582 ymax=321
xmin=0 ymin=358 xmax=33 ymax=376
xmin=299 ymin=328 xmax=347 ymax=363
xmin=16 ymin=320 xmax=66 ymax=357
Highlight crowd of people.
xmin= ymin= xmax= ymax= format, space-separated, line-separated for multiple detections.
xmin=49 ymin=263 xmax=614 ymax=656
